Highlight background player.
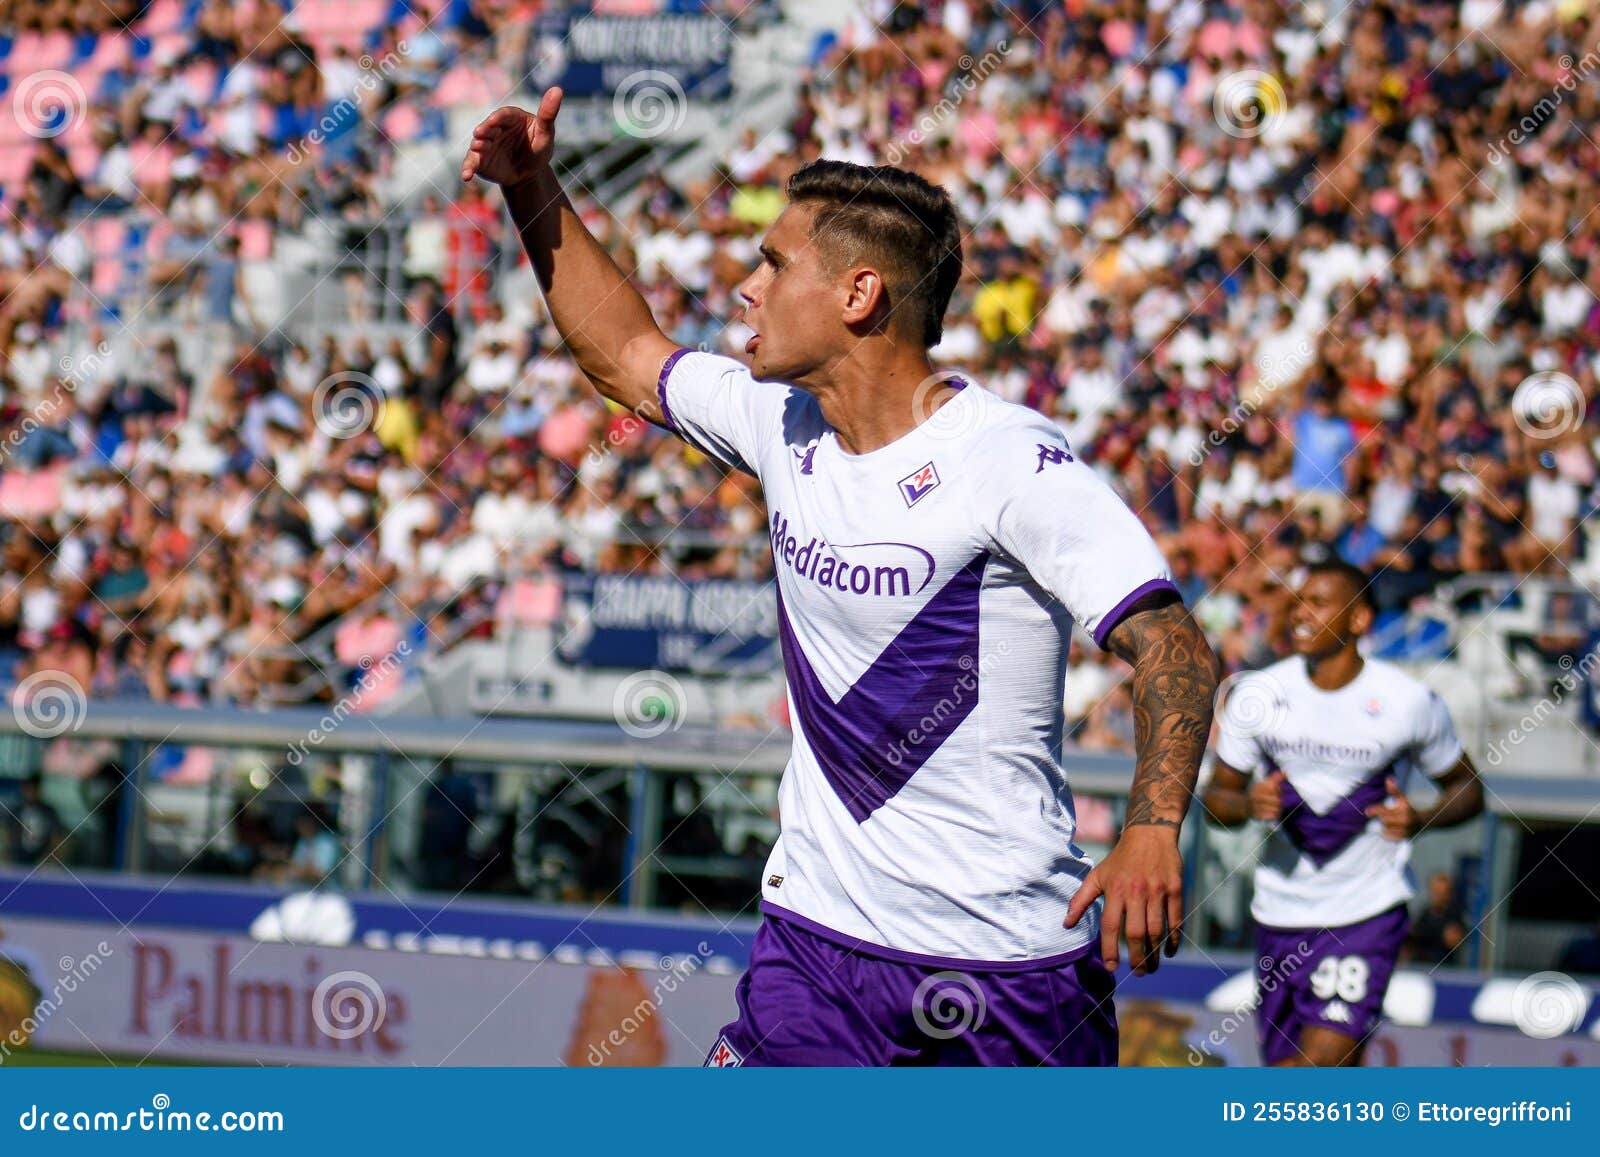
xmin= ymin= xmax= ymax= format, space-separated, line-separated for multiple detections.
xmin=463 ymin=91 xmax=1220 ymax=1065
xmin=1203 ymin=560 xmax=1484 ymax=1066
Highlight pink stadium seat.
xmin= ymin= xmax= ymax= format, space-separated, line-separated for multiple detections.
xmin=181 ymin=60 xmax=219 ymax=105
xmin=352 ymin=661 xmax=403 ymax=711
xmin=162 ymin=746 xmax=216 ymax=785
xmin=91 ymin=255 xmax=123 ymax=296
xmin=0 ymin=471 xmax=64 ymax=521
xmin=131 ymin=141 xmax=174 ymax=189
xmin=67 ymin=140 xmax=100 ymax=177
xmin=430 ymin=65 xmax=484 ymax=109
xmin=380 ymin=101 xmax=422 ymax=142
xmin=12 ymin=32 xmax=74 ymax=72
xmin=87 ymin=34 xmax=131 ymax=71
xmin=332 ymin=614 xmax=403 ymax=668
xmin=60 ymin=111 xmax=95 ymax=147
xmin=498 ymin=577 xmax=563 ymax=629
xmin=36 ymin=32 xmax=76 ymax=70
xmin=0 ymin=147 xmax=32 ymax=190
xmin=152 ymin=32 xmax=190 ymax=65
xmin=1101 ymin=19 xmax=1135 ymax=57
xmin=145 ymin=218 xmax=174 ymax=259
xmin=353 ymin=0 xmax=391 ymax=32
xmin=430 ymin=64 xmax=511 ymax=109
xmin=143 ymin=0 xmax=186 ymax=36
xmin=238 ymin=219 xmax=274 ymax=260
xmin=74 ymin=57 xmax=115 ymax=99
xmin=89 ymin=216 xmax=126 ymax=257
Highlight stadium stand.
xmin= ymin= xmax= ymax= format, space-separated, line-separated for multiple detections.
xmin=1 ymin=0 xmax=1600 ymax=979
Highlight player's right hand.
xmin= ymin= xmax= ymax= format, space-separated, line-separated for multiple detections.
xmin=1248 ymin=770 xmax=1287 ymax=822
xmin=461 ymin=88 xmax=563 ymax=188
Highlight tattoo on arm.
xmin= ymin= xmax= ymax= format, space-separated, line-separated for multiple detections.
xmin=1103 ymin=598 xmax=1220 ymax=831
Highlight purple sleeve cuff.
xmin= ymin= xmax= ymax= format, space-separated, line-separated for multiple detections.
xmin=654 ymin=348 xmax=692 ymax=432
xmin=1092 ymin=578 xmax=1182 ymax=649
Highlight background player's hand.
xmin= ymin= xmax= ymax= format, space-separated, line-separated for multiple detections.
xmin=1063 ymin=825 xmax=1184 ymax=975
xmin=1248 ymin=770 xmax=1287 ymax=822
xmin=1366 ymin=777 xmax=1419 ymax=840
xmin=461 ymin=88 xmax=563 ymax=188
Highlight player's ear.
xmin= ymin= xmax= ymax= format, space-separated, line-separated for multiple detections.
xmin=841 ymin=266 xmax=888 ymax=329
xmin=1349 ymin=599 xmax=1374 ymax=638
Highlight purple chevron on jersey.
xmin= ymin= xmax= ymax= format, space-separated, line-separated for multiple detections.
xmin=778 ymin=553 xmax=988 ymax=822
xmin=1277 ymin=765 xmax=1394 ymax=867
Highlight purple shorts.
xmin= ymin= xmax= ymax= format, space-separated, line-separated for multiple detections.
xmin=1254 ymin=904 xmax=1409 ymax=1065
xmin=705 ymin=907 xmax=1117 ymax=1067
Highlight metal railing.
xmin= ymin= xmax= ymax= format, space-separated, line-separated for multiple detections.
xmin=0 ymin=701 xmax=1595 ymax=971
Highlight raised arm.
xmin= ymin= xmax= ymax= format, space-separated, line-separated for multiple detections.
xmin=1064 ymin=595 xmax=1220 ymax=974
xmin=461 ymin=89 xmax=676 ymax=416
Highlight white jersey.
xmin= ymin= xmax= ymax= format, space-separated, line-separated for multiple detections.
xmin=1214 ymin=656 xmax=1464 ymax=930
xmin=658 ymin=350 xmax=1175 ymax=963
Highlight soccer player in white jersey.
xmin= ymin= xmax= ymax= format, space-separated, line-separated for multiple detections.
xmin=463 ymin=91 xmax=1219 ymax=1066
xmin=1203 ymin=560 xmax=1483 ymax=1066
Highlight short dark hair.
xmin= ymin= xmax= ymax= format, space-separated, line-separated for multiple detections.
xmin=1305 ymin=558 xmax=1377 ymax=616
xmin=785 ymin=160 xmax=963 ymax=348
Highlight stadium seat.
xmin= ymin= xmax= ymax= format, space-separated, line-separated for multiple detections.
xmin=431 ymin=64 xmax=495 ymax=109
xmin=13 ymin=32 xmax=75 ymax=72
xmin=87 ymin=34 xmax=130 ymax=71
xmin=180 ymin=60 xmax=220 ymax=105
xmin=0 ymin=471 xmax=65 ymax=521
xmin=335 ymin=616 xmax=404 ymax=667
xmin=380 ymin=101 xmax=423 ymax=143
xmin=498 ymin=577 xmax=563 ymax=629
xmin=91 ymin=255 xmax=125 ymax=299
xmin=152 ymin=31 xmax=191 ymax=65
xmin=67 ymin=140 xmax=101 ymax=179
xmin=143 ymin=0 xmax=187 ymax=36
xmin=0 ymin=147 xmax=32 ymax=192
xmin=237 ymin=219 xmax=275 ymax=261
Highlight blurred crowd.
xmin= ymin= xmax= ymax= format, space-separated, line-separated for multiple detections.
xmin=4 ymin=0 xmax=1600 ymax=760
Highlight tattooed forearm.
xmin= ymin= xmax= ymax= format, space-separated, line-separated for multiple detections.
xmin=1102 ymin=597 xmax=1220 ymax=831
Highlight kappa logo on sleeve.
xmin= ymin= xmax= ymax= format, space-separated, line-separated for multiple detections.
xmin=706 ymin=1036 xmax=744 ymax=1067
xmin=1034 ymin=443 xmax=1074 ymax=473
xmin=899 ymin=461 xmax=941 ymax=507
